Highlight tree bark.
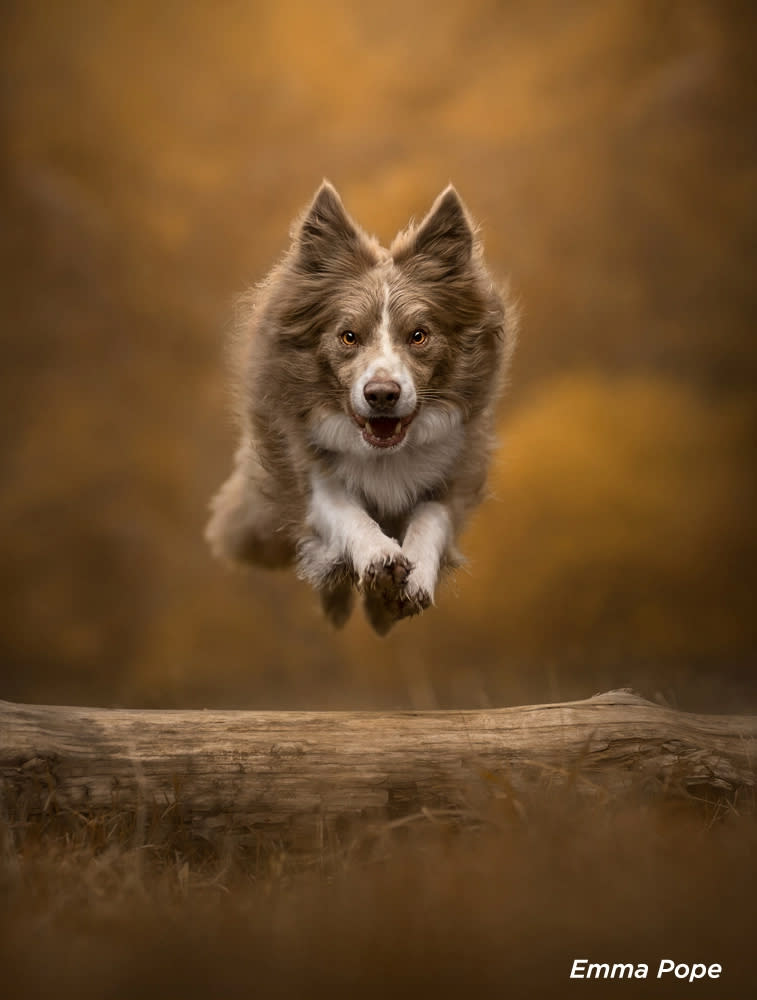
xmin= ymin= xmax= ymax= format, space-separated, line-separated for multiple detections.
xmin=1 ymin=690 xmax=755 ymax=850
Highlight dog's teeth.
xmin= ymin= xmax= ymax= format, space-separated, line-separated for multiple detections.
xmin=366 ymin=421 xmax=373 ymax=435
xmin=395 ymin=421 xmax=402 ymax=435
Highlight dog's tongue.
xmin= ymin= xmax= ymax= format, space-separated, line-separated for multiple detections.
xmin=368 ymin=417 xmax=400 ymax=440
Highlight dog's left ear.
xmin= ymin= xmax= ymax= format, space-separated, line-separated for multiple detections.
xmin=293 ymin=181 xmax=374 ymax=275
xmin=413 ymin=186 xmax=475 ymax=270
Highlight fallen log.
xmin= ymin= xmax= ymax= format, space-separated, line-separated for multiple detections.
xmin=1 ymin=690 xmax=755 ymax=849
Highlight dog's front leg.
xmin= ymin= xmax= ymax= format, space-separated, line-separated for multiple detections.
xmin=298 ymin=473 xmax=411 ymax=596
xmin=399 ymin=501 xmax=455 ymax=615
xmin=364 ymin=501 xmax=453 ymax=633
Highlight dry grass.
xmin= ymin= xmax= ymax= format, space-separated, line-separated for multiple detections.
xmin=2 ymin=784 xmax=755 ymax=998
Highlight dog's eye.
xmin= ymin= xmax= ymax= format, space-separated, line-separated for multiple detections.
xmin=340 ymin=330 xmax=357 ymax=346
xmin=409 ymin=328 xmax=428 ymax=346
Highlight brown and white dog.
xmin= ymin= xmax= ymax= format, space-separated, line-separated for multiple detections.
xmin=206 ymin=182 xmax=516 ymax=634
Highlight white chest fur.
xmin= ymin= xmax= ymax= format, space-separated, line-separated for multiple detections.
xmin=334 ymin=419 xmax=463 ymax=516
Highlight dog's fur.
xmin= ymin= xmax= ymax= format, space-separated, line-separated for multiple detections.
xmin=206 ymin=182 xmax=516 ymax=634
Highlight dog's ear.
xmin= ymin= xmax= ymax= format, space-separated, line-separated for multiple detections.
xmin=412 ymin=186 xmax=474 ymax=271
xmin=293 ymin=181 xmax=374 ymax=274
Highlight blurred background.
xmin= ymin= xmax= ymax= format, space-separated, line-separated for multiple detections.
xmin=1 ymin=0 xmax=754 ymax=712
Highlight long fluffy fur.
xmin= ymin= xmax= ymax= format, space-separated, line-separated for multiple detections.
xmin=206 ymin=181 xmax=516 ymax=634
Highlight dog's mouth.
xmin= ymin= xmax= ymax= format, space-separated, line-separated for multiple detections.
xmin=352 ymin=411 xmax=416 ymax=449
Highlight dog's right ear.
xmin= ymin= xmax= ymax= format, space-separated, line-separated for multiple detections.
xmin=413 ymin=186 xmax=474 ymax=271
xmin=292 ymin=181 xmax=374 ymax=275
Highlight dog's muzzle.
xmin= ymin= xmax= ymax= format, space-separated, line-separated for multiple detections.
xmin=351 ymin=409 xmax=417 ymax=449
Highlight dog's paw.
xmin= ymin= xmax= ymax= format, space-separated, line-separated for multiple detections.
xmin=319 ymin=575 xmax=355 ymax=629
xmin=362 ymin=573 xmax=429 ymax=634
xmin=359 ymin=549 xmax=412 ymax=636
xmin=297 ymin=535 xmax=349 ymax=590
xmin=362 ymin=589 xmax=399 ymax=636
xmin=398 ymin=574 xmax=433 ymax=619
xmin=361 ymin=552 xmax=412 ymax=593
xmin=361 ymin=553 xmax=436 ymax=634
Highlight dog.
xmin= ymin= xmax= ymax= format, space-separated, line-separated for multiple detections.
xmin=206 ymin=181 xmax=516 ymax=634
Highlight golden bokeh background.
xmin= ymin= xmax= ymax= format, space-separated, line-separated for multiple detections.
xmin=2 ymin=0 xmax=755 ymax=710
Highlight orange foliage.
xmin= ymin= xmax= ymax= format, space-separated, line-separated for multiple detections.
xmin=0 ymin=0 xmax=754 ymax=709
xmin=463 ymin=374 xmax=755 ymax=664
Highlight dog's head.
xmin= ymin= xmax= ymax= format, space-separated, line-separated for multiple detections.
xmin=268 ymin=181 xmax=513 ymax=456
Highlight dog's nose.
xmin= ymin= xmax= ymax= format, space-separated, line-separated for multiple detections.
xmin=363 ymin=379 xmax=401 ymax=409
